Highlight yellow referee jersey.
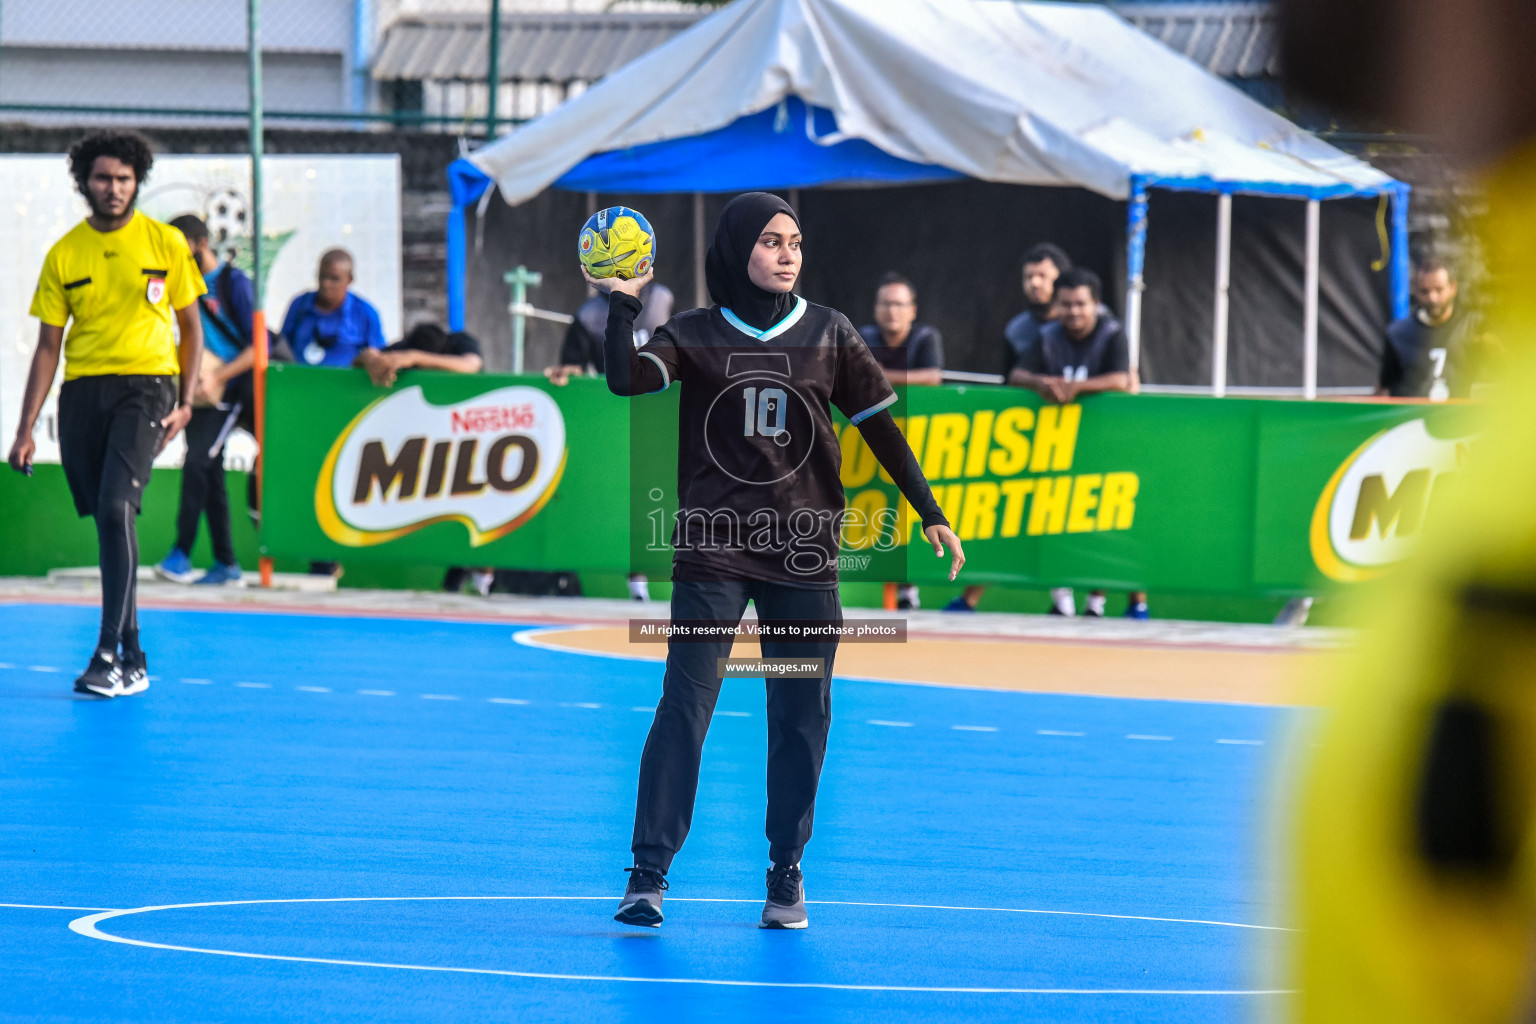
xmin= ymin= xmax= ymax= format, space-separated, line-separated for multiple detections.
xmin=30 ymin=211 xmax=205 ymax=380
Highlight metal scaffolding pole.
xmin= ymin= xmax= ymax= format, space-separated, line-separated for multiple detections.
xmin=1212 ymin=193 xmax=1232 ymax=397
xmin=1302 ymin=199 xmax=1321 ymax=400
xmin=249 ymin=0 xmax=272 ymax=587
xmin=486 ymin=0 xmax=501 ymax=138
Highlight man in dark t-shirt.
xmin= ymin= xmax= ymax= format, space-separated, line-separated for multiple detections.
xmin=857 ymin=272 xmax=943 ymax=611
xmin=546 ymin=282 xmax=674 ymax=385
xmin=857 ymin=272 xmax=943 ymax=386
xmin=1377 ymin=259 xmax=1480 ymax=400
xmin=1002 ymin=242 xmax=1072 ymax=377
xmin=1008 ymin=267 xmax=1145 ymax=619
xmin=1009 ymin=267 xmax=1131 ymax=402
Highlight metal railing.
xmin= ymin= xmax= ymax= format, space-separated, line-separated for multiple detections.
xmin=0 ymin=102 xmax=526 ymax=132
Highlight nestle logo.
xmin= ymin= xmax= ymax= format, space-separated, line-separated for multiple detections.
xmin=451 ymin=404 xmax=536 ymax=434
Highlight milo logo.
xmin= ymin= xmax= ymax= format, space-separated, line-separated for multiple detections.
xmin=315 ymin=385 xmax=567 ymax=547
xmin=1310 ymin=418 xmax=1475 ymax=582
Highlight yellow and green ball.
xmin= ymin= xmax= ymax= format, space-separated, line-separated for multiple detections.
xmin=578 ymin=206 xmax=656 ymax=280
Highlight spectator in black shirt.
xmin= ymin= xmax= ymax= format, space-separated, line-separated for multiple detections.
xmin=358 ymin=322 xmax=482 ymax=387
xmin=1377 ymin=258 xmax=1480 ymax=401
xmin=1008 ymin=268 xmax=1145 ymax=619
xmin=546 ymin=282 xmax=674 ymax=387
xmin=857 ymin=273 xmax=943 ymax=386
xmin=1002 ymin=243 xmax=1071 ymax=377
xmin=1010 ymin=267 xmax=1131 ymax=404
xmin=857 ymin=273 xmax=949 ymax=611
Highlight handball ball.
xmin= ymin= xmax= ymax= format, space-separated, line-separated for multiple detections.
xmin=578 ymin=206 xmax=655 ymax=280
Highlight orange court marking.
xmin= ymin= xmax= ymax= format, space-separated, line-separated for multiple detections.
xmin=528 ymin=626 xmax=1329 ymax=707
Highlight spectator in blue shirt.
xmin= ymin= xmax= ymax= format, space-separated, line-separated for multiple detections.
xmin=280 ymin=249 xmax=385 ymax=368
xmin=155 ymin=214 xmax=255 ymax=587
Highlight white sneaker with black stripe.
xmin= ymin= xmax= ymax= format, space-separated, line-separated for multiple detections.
xmin=120 ymin=650 xmax=150 ymax=697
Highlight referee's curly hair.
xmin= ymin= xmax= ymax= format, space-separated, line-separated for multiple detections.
xmin=67 ymin=130 xmax=155 ymax=195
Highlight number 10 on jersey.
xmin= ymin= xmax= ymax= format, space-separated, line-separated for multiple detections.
xmin=742 ymin=386 xmax=788 ymax=438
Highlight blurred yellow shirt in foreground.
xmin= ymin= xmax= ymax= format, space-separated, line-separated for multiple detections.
xmin=1287 ymin=145 xmax=1536 ymax=1023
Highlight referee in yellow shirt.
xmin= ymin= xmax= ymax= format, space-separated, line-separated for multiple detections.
xmin=6 ymin=131 xmax=205 ymax=698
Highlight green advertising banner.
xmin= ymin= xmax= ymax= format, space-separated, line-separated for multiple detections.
xmin=262 ymin=365 xmax=1477 ymax=596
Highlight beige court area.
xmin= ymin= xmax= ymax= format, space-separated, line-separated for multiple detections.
xmin=531 ymin=626 xmax=1334 ymax=706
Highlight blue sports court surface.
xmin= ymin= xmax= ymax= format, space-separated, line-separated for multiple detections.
xmin=0 ymin=601 xmax=1291 ymax=1023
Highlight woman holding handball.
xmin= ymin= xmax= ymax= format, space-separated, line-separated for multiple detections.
xmin=585 ymin=192 xmax=963 ymax=929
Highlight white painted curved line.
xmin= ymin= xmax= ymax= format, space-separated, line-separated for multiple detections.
xmin=67 ymin=895 xmax=1293 ymax=995
xmin=2 ymin=903 xmax=119 ymax=911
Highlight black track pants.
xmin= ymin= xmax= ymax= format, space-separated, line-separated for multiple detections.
xmin=631 ymin=579 xmax=840 ymax=873
xmin=174 ymin=405 xmax=238 ymax=567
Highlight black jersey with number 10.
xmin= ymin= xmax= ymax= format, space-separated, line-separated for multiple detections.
xmin=608 ymin=292 xmax=898 ymax=587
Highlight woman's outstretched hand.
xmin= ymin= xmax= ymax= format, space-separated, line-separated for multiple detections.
xmin=924 ymin=524 xmax=965 ymax=581
xmin=581 ymin=267 xmax=654 ymax=297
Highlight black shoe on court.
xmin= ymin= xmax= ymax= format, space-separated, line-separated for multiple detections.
xmin=614 ymin=866 xmax=667 ymax=927
xmin=73 ymin=650 xmax=124 ymax=698
xmin=120 ymin=650 xmax=150 ymax=697
xmin=760 ymin=863 xmax=808 ymax=929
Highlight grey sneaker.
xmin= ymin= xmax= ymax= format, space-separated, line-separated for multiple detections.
xmin=614 ymin=866 xmax=667 ymax=927
xmin=759 ymin=863 xmax=808 ymax=929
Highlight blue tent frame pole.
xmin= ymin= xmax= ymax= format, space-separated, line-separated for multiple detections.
xmin=1390 ymin=183 xmax=1412 ymax=320
xmin=447 ymin=201 xmax=467 ymax=331
xmin=1124 ymin=174 xmax=1149 ymax=375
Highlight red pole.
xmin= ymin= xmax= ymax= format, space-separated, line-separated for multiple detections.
xmin=254 ymin=309 xmax=273 ymax=588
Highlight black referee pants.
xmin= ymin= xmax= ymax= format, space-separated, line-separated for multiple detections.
xmin=632 ymin=579 xmax=840 ymax=873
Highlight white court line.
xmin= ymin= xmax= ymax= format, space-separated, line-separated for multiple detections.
xmin=28 ymin=665 xmax=60 ymax=673
xmin=180 ymin=678 xmax=213 ymax=685
xmin=488 ymin=697 xmax=528 ymax=705
xmin=560 ymin=702 xmax=601 ymax=709
xmin=952 ymin=725 xmax=999 ymax=733
xmin=1216 ymin=739 xmax=1264 ymax=746
xmin=67 ymin=896 xmax=1293 ymax=995
xmin=867 ymin=720 xmax=913 ymax=728
xmin=236 ymin=682 xmax=271 ymax=689
xmin=2 ymin=903 xmax=119 ymax=912
xmin=716 ymin=711 xmax=750 ymax=718
xmin=1127 ymin=735 xmax=1173 ymax=741
xmin=358 ymin=690 xmax=395 ymax=697
xmin=631 ymin=706 xmax=656 ymax=713
xmin=420 ymin=694 xmax=460 ymax=701
xmin=0 ymin=662 xmax=15 ymax=669
xmin=1037 ymin=730 xmax=1084 ymax=737
xmin=296 ymin=686 xmax=332 ymax=693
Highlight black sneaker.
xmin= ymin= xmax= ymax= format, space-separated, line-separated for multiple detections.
xmin=614 ymin=866 xmax=667 ymax=927
xmin=120 ymin=649 xmax=150 ymax=697
xmin=74 ymin=650 xmax=124 ymax=698
xmin=760 ymin=863 xmax=808 ymax=929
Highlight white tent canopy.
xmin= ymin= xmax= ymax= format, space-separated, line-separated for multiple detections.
xmin=466 ymin=0 xmax=1393 ymax=205
xmin=450 ymin=0 xmax=1405 ymax=395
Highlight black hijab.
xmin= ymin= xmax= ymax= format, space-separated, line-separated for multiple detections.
xmin=705 ymin=192 xmax=800 ymax=331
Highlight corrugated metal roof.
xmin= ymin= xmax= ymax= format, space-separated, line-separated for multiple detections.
xmin=1112 ymin=2 xmax=1278 ymax=78
xmin=372 ymin=12 xmax=702 ymax=82
xmin=371 ymin=4 xmax=1278 ymax=85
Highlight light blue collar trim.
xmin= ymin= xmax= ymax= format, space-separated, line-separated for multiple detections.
xmin=720 ymin=296 xmax=807 ymax=342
